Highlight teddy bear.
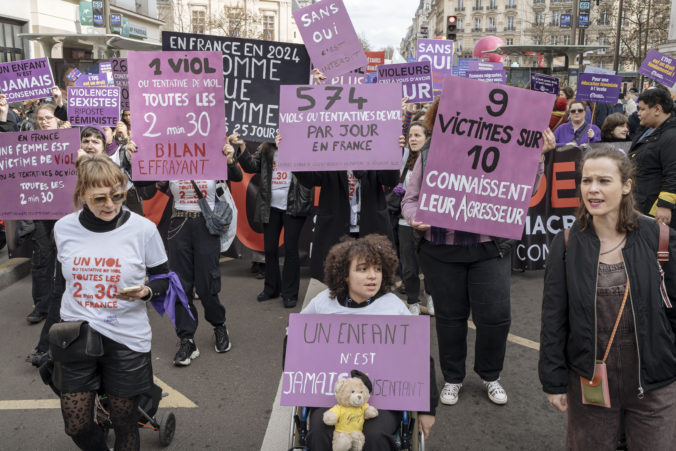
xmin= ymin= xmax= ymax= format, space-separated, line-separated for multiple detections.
xmin=323 ymin=370 xmax=379 ymax=451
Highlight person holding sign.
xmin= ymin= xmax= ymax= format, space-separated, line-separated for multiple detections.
xmin=301 ymin=235 xmax=438 ymax=445
xmin=167 ymin=144 xmax=242 ymax=366
xmin=554 ymin=100 xmax=601 ymax=147
xmin=540 ymin=146 xmax=676 ymax=449
xmin=236 ymin=133 xmax=314 ymax=308
xmin=52 ymin=154 xmax=171 ymax=451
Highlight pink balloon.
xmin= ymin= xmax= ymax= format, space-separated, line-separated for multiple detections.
xmin=472 ymin=36 xmax=506 ymax=63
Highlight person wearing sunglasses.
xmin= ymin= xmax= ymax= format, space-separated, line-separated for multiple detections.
xmin=554 ymin=100 xmax=601 ymax=147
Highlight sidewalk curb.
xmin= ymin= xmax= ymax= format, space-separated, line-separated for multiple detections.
xmin=0 ymin=258 xmax=30 ymax=291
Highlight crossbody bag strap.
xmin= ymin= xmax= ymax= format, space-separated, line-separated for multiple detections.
xmin=190 ymin=180 xmax=204 ymax=200
xmin=573 ymin=122 xmax=589 ymax=145
xmin=601 ymin=281 xmax=630 ymax=363
xmin=658 ymin=222 xmax=670 ymax=267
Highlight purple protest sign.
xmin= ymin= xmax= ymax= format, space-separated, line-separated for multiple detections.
xmin=282 ymin=314 xmax=430 ymax=410
xmin=417 ymin=39 xmax=454 ymax=93
xmin=466 ymin=70 xmax=506 ymax=85
xmin=0 ymin=128 xmax=79 ymax=220
xmin=277 ymin=84 xmax=402 ymax=171
xmin=294 ymin=0 xmax=367 ymax=79
xmin=415 ymin=76 xmax=555 ymax=239
xmin=576 ymin=73 xmax=621 ymax=103
xmin=0 ymin=58 xmax=54 ymax=102
xmin=127 ymin=51 xmax=228 ymax=181
xmin=639 ymin=49 xmax=676 ymax=88
xmin=530 ymin=73 xmax=560 ymax=94
xmin=74 ymin=73 xmax=114 ymax=87
xmin=467 ymin=61 xmax=502 ymax=72
xmin=376 ymin=61 xmax=433 ymax=103
xmin=67 ymin=86 xmax=120 ymax=127
xmin=110 ymin=58 xmax=129 ymax=110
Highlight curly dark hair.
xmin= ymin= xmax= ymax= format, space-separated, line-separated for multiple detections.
xmin=323 ymin=234 xmax=398 ymax=301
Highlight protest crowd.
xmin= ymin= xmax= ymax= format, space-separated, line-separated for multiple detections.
xmin=2 ymin=2 xmax=676 ymax=449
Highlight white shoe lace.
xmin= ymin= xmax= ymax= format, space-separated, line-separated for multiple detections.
xmin=441 ymin=383 xmax=461 ymax=399
xmin=484 ymin=380 xmax=507 ymax=400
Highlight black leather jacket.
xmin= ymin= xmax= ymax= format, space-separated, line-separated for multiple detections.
xmin=238 ymin=142 xmax=313 ymax=224
xmin=540 ymin=216 xmax=676 ymax=395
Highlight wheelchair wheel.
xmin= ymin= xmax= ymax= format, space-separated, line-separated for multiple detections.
xmin=159 ymin=412 xmax=176 ymax=447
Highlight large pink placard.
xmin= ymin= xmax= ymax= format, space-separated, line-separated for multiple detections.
xmin=415 ymin=76 xmax=555 ymax=239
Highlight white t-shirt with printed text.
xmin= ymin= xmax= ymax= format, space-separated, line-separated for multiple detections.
xmin=301 ymin=289 xmax=411 ymax=316
xmin=270 ymin=153 xmax=291 ymax=210
xmin=170 ymin=180 xmax=216 ymax=212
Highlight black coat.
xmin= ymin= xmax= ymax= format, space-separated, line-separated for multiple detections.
xmin=539 ymin=216 xmax=676 ymax=395
xmin=295 ymin=170 xmax=399 ymax=280
xmin=237 ymin=142 xmax=313 ymax=223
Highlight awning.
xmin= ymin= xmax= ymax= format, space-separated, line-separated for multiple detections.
xmin=18 ymin=33 xmax=161 ymax=57
xmin=483 ymin=45 xmax=610 ymax=69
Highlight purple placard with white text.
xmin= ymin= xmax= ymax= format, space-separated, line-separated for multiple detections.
xmin=0 ymin=58 xmax=54 ymax=102
xmin=575 ymin=73 xmax=621 ymax=103
xmin=417 ymin=39 xmax=454 ymax=93
xmin=376 ymin=61 xmax=433 ymax=103
xmin=110 ymin=58 xmax=129 ymax=110
xmin=281 ymin=314 xmax=430 ymax=410
xmin=639 ymin=50 xmax=676 ymax=88
xmin=466 ymin=70 xmax=506 ymax=85
xmin=67 ymin=86 xmax=120 ymax=127
xmin=415 ymin=76 xmax=555 ymax=239
xmin=530 ymin=73 xmax=560 ymax=94
xmin=127 ymin=51 xmax=227 ymax=180
xmin=467 ymin=61 xmax=502 ymax=72
xmin=0 ymin=128 xmax=79 ymax=219
xmin=293 ymin=0 xmax=367 ymax=79
xmin=277 ymin=84 xmax=402 ymax=171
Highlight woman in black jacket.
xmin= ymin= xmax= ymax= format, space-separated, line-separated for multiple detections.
xmin=540 ymin=146 xmax=676 ymax=449
xmin=236 ymin=133 xmax=314 ymax=308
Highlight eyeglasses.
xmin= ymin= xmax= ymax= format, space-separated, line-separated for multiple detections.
xmin=569 ymin=109 xmax=585 ymax=114
xmin=88 ymin=191 xmax=126 ymax=205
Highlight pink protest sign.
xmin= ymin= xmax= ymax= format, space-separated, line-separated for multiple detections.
xmin=67 ymin=86 xmax=120 ymax=127
xmin=282 ymin=314 xmax=430 ymax=410
xmin=0 ymin=58 xmax=54 ymax=102
xmin=0 ymin=128 xmax=79 ymax=220
xmin=415 ymin=76 xmax=555 ymax=239
xmin=416 ymin=39 xmax=454 ymax=93
xmin=277 ymin=84 xmax=402 ymax=171
xmin=127 ymin=51 xmax=228 ymax=181
xmin=377 ymin=62 xmax=433 ymax=103
xmin=293 ymin=0 xmax=367 ymax=78
xmin=110 ymin=58 xmax=129 ymax=110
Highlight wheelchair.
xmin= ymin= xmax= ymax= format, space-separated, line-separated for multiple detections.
xmin=287 ymin=406 xmax=425 ymax=451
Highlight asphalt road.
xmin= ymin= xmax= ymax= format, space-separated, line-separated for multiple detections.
xmin=0 ymin=258 xmax=567 ymax=450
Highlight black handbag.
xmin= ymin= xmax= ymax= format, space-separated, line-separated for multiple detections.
xmin=48 ymin=321 xmax=104 ymax=363
xmin=385 ymin=167 xmax=410 ymax=216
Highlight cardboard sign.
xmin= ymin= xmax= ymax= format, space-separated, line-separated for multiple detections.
xmin=293 ymin=0 xmax=367 ymax=78
xmin=322 ymin=66 xmax=366 ymax=85
xmin=415 ymin=76 xmax=555 ymax=239
xmin=0 ymin=58 xmax=55 ymax=102
xmin=74 ymin=73 xmax=114 ymax=87
xmin=417 ymin=39 xmax=454 ymax=93
xmin=466 ymin=70 xmax=506 ymax=85
xmin=639 ymin=49 xmax=676 ymax=88
xmin=576 ymin=73 xmax=622 ymax=103
xmin=127 ymin=50 xmax=228 ymax=181
xmin=162 ymin=31 xmax=311 ymax=142
xmin=99 ymin=61 xmax=112 ymax=73
xmin=366 ymin=51 xmax=385 ymax=73
xmin=530 ymin=73 xmax=559 ymax=94
xmin=282 ymin=314 xmax=430 ymax=411
xmin=467 ymin=61 xmax=502 ymax=72
xmin=0 ymin=128 xmax=79 ymax=220
xmin=376 ymin=61 xmax=433 ymax=103
xmin=110 ymin=58 xmax=129 ymax=110
xmin=277 ymin=84 xmax=402 ymax=171
xmin=67 ymin=86 xmax=120 ymax=127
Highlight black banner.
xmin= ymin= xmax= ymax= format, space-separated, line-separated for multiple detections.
xmin=162 ymin=31 xmax=311 ymax=143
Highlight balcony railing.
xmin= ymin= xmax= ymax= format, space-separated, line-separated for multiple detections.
xmin=504 ymin=26 xmax=516 ymax=31
xmin=472 ymin=27 xmax=483 ymax=32
xmin=487 ymin=4 xmax=498 ymax=9
xmin=473 ymin=6 xmax=484 ymax=11
xmin=486 ymin=26 xmax=497 ymax=32
xmin=455 ymin=6 xmax=466 ymax=11
xmin=506 ymin=4 xmax=517 ymax=8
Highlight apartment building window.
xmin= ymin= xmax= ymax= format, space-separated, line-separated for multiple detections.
xmin=0 ymin=18 xmax=27 ymax=63
xmin=263 ymin=15 xmax=275 ymax=40
xmin=506 ymin=38 xmax=513 ymax=45
xmin=456 ymin=41 xmax=463 ymax=52
xmin=552 ymin=11 xmax=560 ymax=26
xmin=191 ymin=9 xmax=206 ymax=34
xmin=457 ymin=0 xmax=464 ymax=10
xmin=600 ymin=10 xmax=609 ymax=25
xmin=507 ymin=0 xmax=516 ymax=8
xmin=488 ymin=0 xmax=496 ymax=9
xmin=474 ymin=17 xmax=481 ymax=31
xmin=535 ymin=12 xmax=544 ymax=25
xmin=563 ymin=35 xmax=570 ymax=45
xmin=506 ymin=16 xmax=514 ymax=30
xmin=533 ymin=37 xmax=540 ymax=45
xmin=598 ymin=34 xmax=607 ymax=53
xmin=487 ymin=17 xmax=495 ymax=31
xmin=551 ymin=35 xmax=558 ymax=45
xmin=474 ymin=0 xmax=482 ymax=10
xmin=457 ymin=18 xmax=463 ymax=30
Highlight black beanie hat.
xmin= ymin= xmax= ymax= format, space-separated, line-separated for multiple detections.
xmin=350 ymin=370 xmax=373 ymax=393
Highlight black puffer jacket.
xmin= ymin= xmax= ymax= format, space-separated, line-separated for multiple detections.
xmin=237 ymin=142 xmax=314 ymax=224
xmin=539 ymin=216 xmax=676 ymax=395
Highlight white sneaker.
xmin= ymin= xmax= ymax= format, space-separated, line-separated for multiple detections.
xmin=424 ymin=292 xmax=435 ymax=316
xmin=440 ymin=382 xmax=462 ymax=405
xmin=408 ymin=302 xmax=421 ymax=315
xmin=483 ymin=379 xmax=508 ymax=405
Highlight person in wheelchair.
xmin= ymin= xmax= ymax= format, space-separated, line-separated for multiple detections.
xmin=301 ymin=234 xmax=438 ymax=449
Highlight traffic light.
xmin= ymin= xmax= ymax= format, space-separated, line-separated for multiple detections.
xmin=447 ymin=16 xmax=458 ymax=40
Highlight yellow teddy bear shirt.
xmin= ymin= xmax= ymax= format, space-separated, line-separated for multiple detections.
xmin=328 ymin=404 xmax=371 ymax=433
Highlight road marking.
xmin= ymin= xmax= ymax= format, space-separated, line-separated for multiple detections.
xmin=0 ymin=376 xmax=196 ymax=410
xmin=468 ymin=320 xmax=540 ymax=351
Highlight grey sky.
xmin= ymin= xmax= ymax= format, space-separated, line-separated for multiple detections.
xmin=343 ymin=0 xmax=419 ymax=50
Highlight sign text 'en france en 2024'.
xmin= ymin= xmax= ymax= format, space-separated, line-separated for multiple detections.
xmin=416 ymin=39 xmax=454 ymax=93
xmin=277 ymin=83 xmax=402 ymax=171
xmin=282 ymin=313 xmax=430 ymax=411
xmin=0 ymin=57 xmax=54 ymax=102
xmin=127 ymin=50 xmax=228 ymax=181
xmin=376 ymin=61 xmax=433 ymax=103
xmin=415 ymin=76 xmax=555 ymax=239
xmin=293 ymin=0 xmax=367 ymax=79
xmin=162 ymin=31 xmax=311 ymax=142
xmin=0 ymin=128 xmax=80 ymax=220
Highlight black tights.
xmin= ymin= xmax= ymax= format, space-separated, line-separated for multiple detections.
xmin=61 ymin=392 xmax=140 ymax=451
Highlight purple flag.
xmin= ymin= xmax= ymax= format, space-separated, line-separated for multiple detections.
xmin=639 ymin=50 xmax=676 ymax=88
xmin=377 ymin=62 xmax=433 ymax=103
xmin=0 ymin=58 xmax=54 ymax=102
xmin=281 ymin=314 xmax=430 ymax=411
xmin=575 ymin=73 xmax=622 ymax=104
xmin=67 ymin=86 xmax=120 ymax=127
xmin=0 ymin=128 xmax=80 ymax=220
xmin=417 ymin=39 xmax=454 ymax=93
